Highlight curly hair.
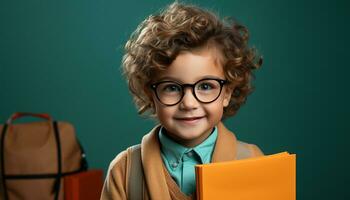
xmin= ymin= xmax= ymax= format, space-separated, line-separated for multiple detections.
xmin=122 ymin=2 xmax=262 ymax=118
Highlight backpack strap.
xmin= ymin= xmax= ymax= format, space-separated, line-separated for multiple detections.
xmin=128 ymin=144 xmax=144 ymax=200
xmin=236 ymin=140 xmax=253 ymax=160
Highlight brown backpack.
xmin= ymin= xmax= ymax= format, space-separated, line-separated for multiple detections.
xmin=0 ymin=113 xmax=87 ymax=200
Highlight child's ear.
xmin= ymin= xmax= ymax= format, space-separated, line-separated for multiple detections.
xmin=223 ymin=85 xmax=233 ymax=107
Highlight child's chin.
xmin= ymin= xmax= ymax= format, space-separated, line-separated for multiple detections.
xmin=176 ymin=128 xmax=207 ymax=140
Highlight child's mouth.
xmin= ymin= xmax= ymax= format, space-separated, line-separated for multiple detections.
xmin=174 ymin=116 xmax=204 ymax=125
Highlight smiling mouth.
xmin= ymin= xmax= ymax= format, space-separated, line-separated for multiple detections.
xmin=174 ymin=116 xmax=204 ymax=123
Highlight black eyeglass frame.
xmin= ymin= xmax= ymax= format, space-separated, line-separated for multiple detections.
xmin=150 ymin=78 xmax=228 ymax=106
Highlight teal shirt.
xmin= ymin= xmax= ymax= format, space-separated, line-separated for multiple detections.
xmin=158 ymin=126 xmax=218 ymax=195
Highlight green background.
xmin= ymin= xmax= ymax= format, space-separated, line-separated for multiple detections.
xmin=0 ymin=0 xmax=349 ymax=199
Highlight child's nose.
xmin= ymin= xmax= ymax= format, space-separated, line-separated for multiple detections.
xmin=179 ymin=88 xmax=199 ymax=110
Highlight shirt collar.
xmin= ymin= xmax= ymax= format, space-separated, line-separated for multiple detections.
xmin=158 ymin=126 xmax=218 ymax=164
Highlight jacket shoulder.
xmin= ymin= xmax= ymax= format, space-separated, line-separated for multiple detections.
xmin=100 ymin=150 xmax=129 ymax=200
xmin=108 ymin=150 xmax=128 ymax=172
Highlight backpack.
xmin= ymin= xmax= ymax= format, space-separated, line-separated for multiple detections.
xmin=0 ymin=113 xmax=88 ymax=200
xmin=127 ymin=140 xmax=254 ymax=200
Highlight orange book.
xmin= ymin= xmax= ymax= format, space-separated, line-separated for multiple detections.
xmin=64 ymin=169 xmax=104 ymax=200
xmin=195 ymin=152 xmax=296 ymax=200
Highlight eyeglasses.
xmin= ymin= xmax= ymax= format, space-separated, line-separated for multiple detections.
xmin=150 ymin=78 xmax=228 ymax=106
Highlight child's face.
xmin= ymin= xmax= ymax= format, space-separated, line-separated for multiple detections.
xmin=151 ymin=47 xmax=232 ymax=147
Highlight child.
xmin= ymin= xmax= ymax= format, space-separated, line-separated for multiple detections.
xmin=101 ymin=2 xmax=263 ymax=200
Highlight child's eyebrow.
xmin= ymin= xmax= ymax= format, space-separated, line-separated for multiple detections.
xmin=156 ymin=76 xmax=182 ymax=82
xmin=156 ymin=75 xmax=226 ymax=83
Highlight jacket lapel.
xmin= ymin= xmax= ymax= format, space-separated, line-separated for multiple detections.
xmin=141 ymin=125 xmax=172 ymax=200
xmin=209 ymin=122 xmax=237 ymax=162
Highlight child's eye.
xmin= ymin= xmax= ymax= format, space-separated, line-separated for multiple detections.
xmin=162 ymin=84 xmax=181 ymax=93
xmin=197 ymin=82 xmax=214 ymax=90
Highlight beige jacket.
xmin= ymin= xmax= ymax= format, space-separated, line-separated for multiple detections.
xmin=100 ymin=122 xmax=263 ymax=200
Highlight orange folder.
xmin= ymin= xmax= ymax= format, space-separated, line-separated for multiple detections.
xmin=195 ymin=152 xmax=296 ymax=200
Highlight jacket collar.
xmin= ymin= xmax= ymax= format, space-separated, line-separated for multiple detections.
xmin=211 ymin=122 xmax=237 ymax=162
xmin=140 ymin=122 xmax=237 ymax=200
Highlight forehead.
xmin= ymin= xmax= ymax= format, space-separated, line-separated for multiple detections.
xmin=155 ymin=48 xmax=225 ymax=83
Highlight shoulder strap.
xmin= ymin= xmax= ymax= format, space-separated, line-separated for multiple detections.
xmin=236 ymin=140 xmax=253 ymax=160
xmin=128 ymin=144 xmax=143 ymax=200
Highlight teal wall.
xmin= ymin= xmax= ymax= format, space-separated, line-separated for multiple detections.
xmin=1 ymin=0 xmax=349 ymax=199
